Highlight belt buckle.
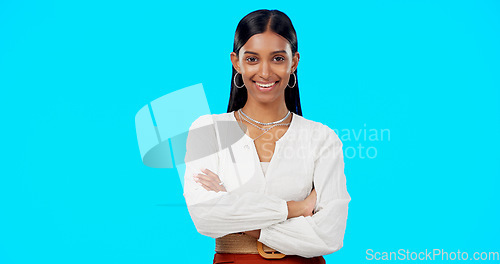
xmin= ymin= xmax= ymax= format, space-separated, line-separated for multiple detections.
xmin=256 ymin=241 xmax=286 ymax=259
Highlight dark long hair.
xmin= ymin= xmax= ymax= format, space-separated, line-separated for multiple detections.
xmin=226 ymin=9 xmax=302 ymax=116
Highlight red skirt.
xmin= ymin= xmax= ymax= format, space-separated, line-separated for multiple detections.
xmin=213 ymin=253 xmax=326 ymax=264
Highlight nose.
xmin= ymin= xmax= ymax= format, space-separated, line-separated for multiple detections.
xmin=258 ymin=61 xmax=271 ymax=80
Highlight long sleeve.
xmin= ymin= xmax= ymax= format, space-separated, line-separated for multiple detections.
xmin=183 ymin=115 xmax=289 ymax=238
xmin=257 ymin=126 xmax=351 ymax=258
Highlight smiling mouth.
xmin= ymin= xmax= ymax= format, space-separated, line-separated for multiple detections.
xmin=254 ymin=81 xmax=279 ymax=91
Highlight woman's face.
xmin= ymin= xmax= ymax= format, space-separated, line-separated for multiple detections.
xmin=231 ymin=30 xmax=300 ymax=104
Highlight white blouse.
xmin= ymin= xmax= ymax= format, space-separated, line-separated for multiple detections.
xmin=183 ymin=110 xmax=351 ymax=258
xmin=260 ymin=161 xmax=270 ymax=176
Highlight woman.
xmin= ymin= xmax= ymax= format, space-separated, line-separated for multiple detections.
xmin=183 ymin=9 xmax=351 ymax=263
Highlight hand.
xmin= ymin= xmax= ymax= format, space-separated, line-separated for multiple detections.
xmin=193 ymin=168 xmax=227 ymax=192
xmin=302 ymin=188 xmax=317 ymax=217
xmin=286 ymin=188 xmax=317 ymax=219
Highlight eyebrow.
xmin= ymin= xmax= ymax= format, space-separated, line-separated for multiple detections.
xmin=243 ymin=50 xmax=287 ymax=55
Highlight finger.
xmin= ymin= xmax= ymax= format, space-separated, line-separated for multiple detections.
xmin=195 ymin=175 xmax=220 ymax=192
xmin=195 ymin=174 xmax=217 ymax=186
xmin=202 ymin=168 xmax=220 ymax=181
xmin=192 ymin=174 xmax=213 ymax=191
xmin=197 ymin=177 xmax=226 ymax=192
xmin=196 ymin=178 xmax=218 ymax=192
xmin=197 ymin=172 xmax=224 ymax=191
xmin=197 ymin=171 xmax=218 ymax=184
xmin=198 ymin=182 xmax=212 ymax=191
xmin=201 ymin=169 xmax=225 ymax=190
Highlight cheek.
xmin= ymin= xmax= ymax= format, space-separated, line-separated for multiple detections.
xmin=240 ymin=67 xmax=257 ymax=79
xmin=272 ymin=65 xmax=290 ymax=76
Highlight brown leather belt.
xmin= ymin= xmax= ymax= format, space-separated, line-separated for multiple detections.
xmin=215 ymin=232 xmax=286 ymax=259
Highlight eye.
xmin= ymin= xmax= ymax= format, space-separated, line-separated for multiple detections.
xmin=246 ymin=57 xmax=258 ymax=63
xmin=274 ymin=56 xmax=285 ymax=62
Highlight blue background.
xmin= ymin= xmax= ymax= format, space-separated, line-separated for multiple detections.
xmin=1 ymin=0 xmax=499 ymax=263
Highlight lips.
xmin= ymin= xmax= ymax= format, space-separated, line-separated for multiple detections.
xmin=254 ymin=81 xmax=279 ymax=92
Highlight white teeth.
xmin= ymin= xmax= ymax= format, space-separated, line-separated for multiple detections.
xmin=256 ymin=82 xmax=276 ymax=88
